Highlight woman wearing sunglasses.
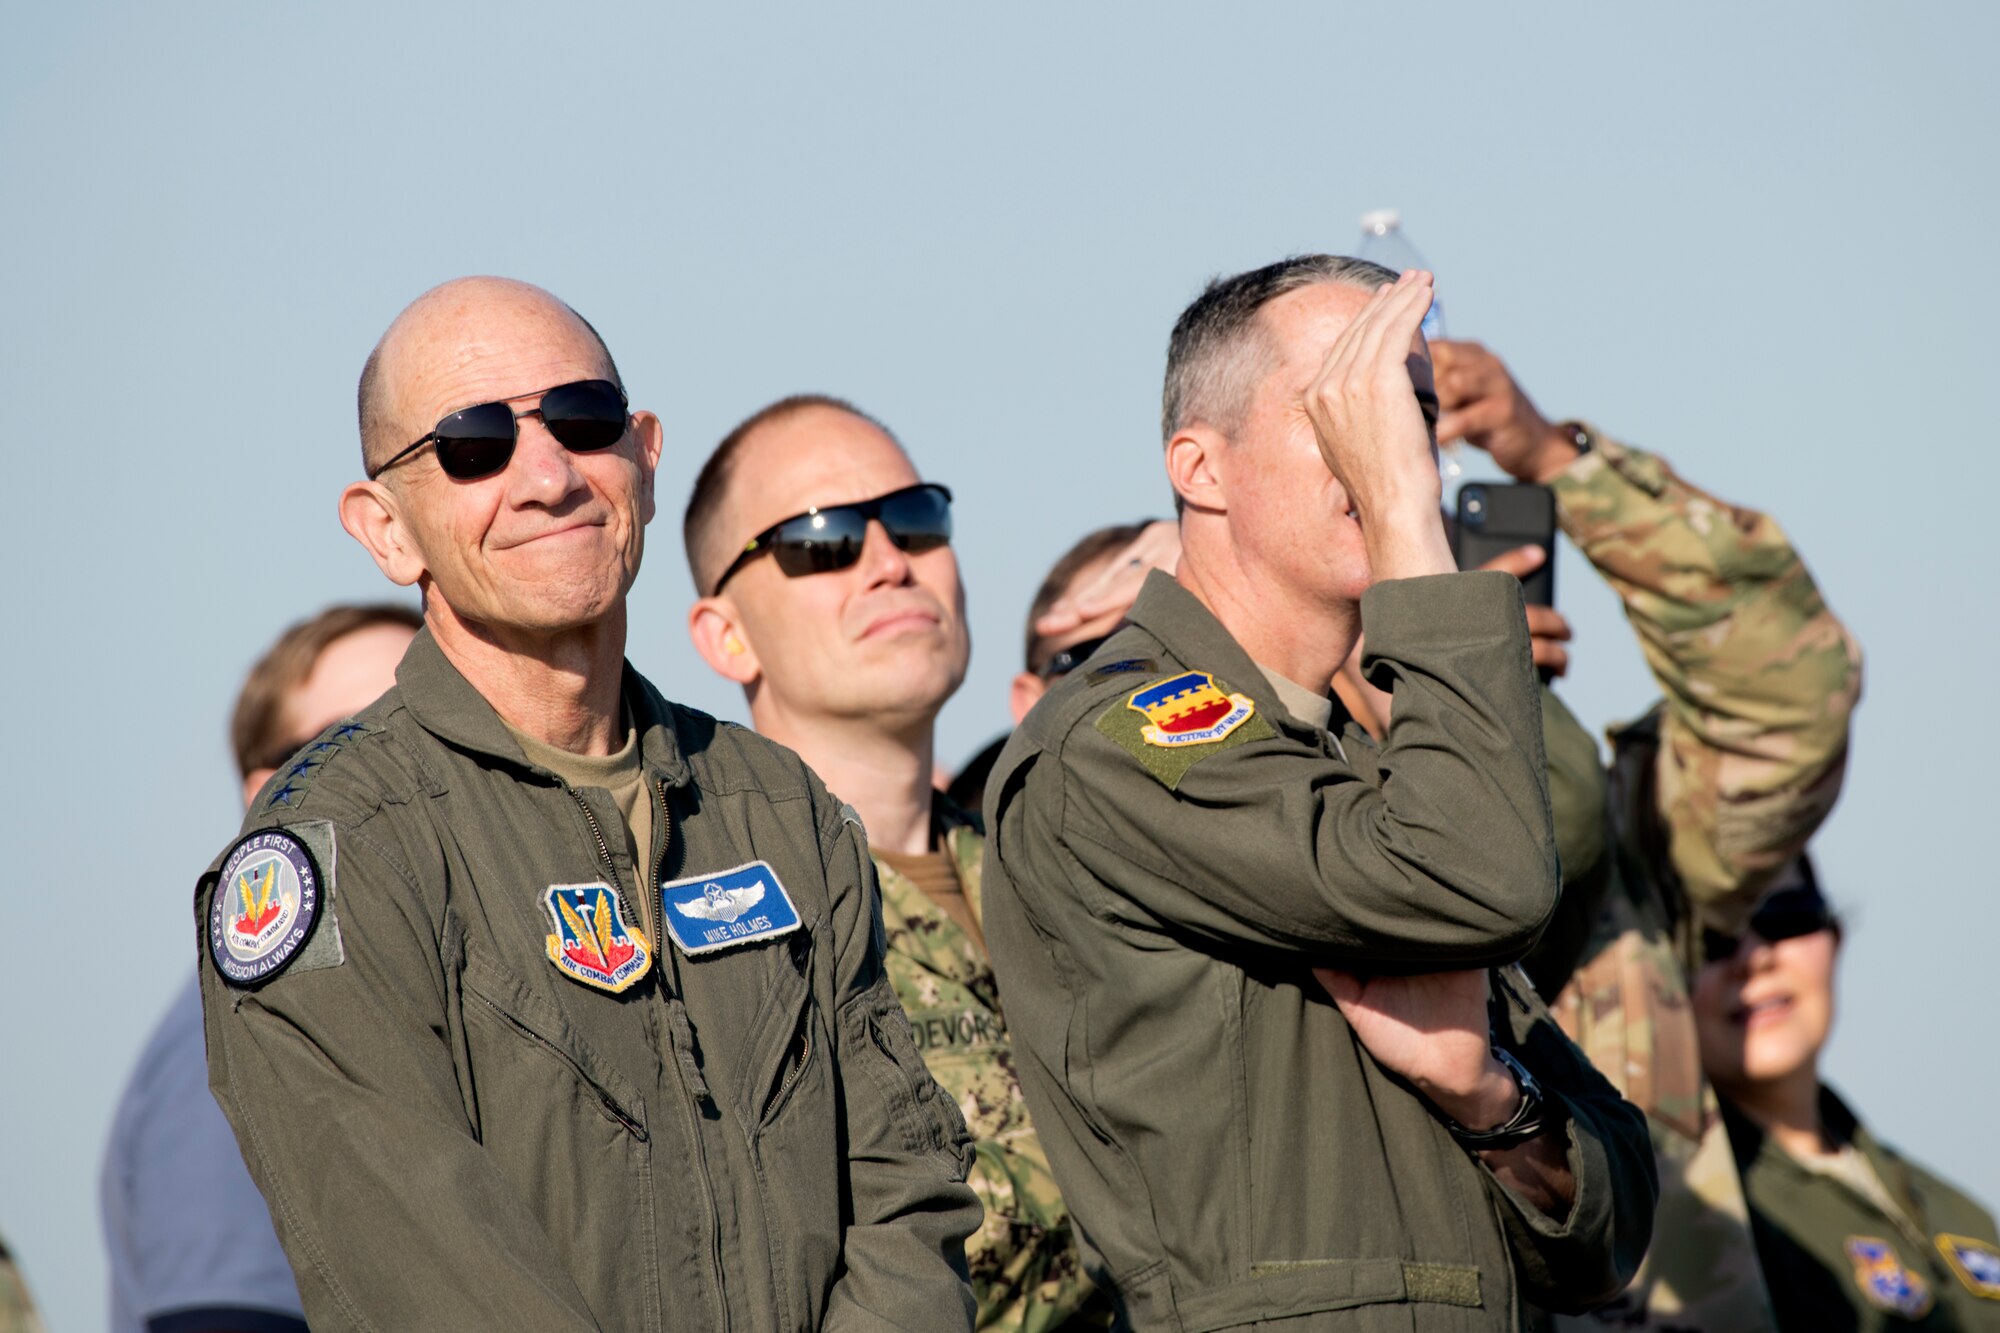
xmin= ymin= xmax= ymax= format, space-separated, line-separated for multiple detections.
xmin=1692 ymin=856 xmax=2000 ymax=1329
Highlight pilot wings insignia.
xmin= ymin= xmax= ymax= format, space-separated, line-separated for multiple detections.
xmin=675 ymin=881 xmax=766 ymax=923
xmin=658 ymin=860 xmax=801 ymax=957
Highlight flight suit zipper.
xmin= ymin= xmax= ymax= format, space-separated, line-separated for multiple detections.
xmin=563 ymin=778 xmax=729 ymax=1333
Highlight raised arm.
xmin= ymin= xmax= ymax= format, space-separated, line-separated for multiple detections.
xmin=1056 ymin=570 xmax=1559 ymax=968
xmin=1549 ymin=434 xmax=1861 ymax=929
xmin=1433 ymin=338 xmax=1862 ymax=932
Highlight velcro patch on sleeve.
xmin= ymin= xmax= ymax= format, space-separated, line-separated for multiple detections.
xmin=1094 ymin=670 xmax=1274 ymax=790
xmin=207 ymin=821 xmax=344 ymax=988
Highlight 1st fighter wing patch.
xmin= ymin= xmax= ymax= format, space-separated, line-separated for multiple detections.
xmin=1095 ymin=669 xmax=1274 ymax=790
xmin=658 ymin=861 xmax=802 ymax=958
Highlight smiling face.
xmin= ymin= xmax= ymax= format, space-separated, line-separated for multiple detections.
xmin=704 ymin=404 xmax=968 ymax=731
xmin=359 ymin=280 xmax=663 ymax=637
xmin=1216 ymin=281 xmax=1438 ymax=604
xmin=1692 ymin=916 xmax=1840 ymax=1099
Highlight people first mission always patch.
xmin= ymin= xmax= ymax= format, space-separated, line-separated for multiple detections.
xmin=209 ymin=829 xmax=323 ymax=987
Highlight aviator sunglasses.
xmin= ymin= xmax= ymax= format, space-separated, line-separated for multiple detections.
xmin=712 ymin=482 xmax=954 ymax=596
xmin=369 ymin=379 xmax=630 ymax=481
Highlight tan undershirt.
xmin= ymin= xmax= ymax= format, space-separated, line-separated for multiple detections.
xmin=505 ymin=715 xmax=655 ymax=930
xmin=876 ymin=844 xmax=986 ymax=955
xmin=1253 ymin=658 xmax=1341 ymax=746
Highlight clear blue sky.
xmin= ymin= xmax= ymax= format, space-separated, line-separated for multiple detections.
xmin=3 ymin=3 xmax=1994 ymax=1328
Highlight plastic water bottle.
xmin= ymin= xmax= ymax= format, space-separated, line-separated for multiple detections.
xmin=1357 ymin=209 xmax=1445 ymax=340
xmin=1357 ymin=209 xmax=1457 ymax=477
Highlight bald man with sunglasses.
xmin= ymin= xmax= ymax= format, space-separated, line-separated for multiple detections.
xmin=683 ymin=394 xmax=1110 ymax=1330
xmin=195 ymin=278 xmax=981 ymax=1332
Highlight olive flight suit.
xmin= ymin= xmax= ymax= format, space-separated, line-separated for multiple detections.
xmin=1724 ymin=1088 xmax=2000 ymax=1331
xmin=1534 ymin=432 xmax=1863 ymax=1332
xmin=875 ymin=798 xmax=1109 ymax=1329
xmin=196 ymin=630 xmax=981 ymax=1332
xmin=983 ymin=570 xmax=1657 ymax=1331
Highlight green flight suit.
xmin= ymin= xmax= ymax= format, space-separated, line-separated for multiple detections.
xmin=983 ymin=571 xmax=1657 ymax=1330
xmin=0 ymin=1233 xmax=43 ymax=1333
xmin=1535 ymin=433 xmax=1863 ymax=1332
xmin=875 ymin=800 xmax=1109 ymax=1329
xmin=196 ymin=629 xmax=980 ymax=1332
xmin=1723 ymin=1089 xmax=2000 ymax=1331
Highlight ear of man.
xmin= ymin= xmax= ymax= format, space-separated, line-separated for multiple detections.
xmin=1165 ymin=423 xmax=1229 ymax=515
xmin=339 ymin=480 xmax=429 ymax=587
xmin=1009 ymin=671 xmax=1047 ymax=726
xmin=688 ymin=598 xmax=762 ymax=686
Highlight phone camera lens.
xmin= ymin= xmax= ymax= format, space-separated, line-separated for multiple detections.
xmin=1463 ymin=487 xmax=1486 ymax=524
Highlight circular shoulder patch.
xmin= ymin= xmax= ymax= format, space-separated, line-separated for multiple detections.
xmin=209 ymin=829 xmax=322 ymax=987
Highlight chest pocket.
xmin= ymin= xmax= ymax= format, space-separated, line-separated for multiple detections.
xmin=456 ymin=953 xmax=659 ymax=1333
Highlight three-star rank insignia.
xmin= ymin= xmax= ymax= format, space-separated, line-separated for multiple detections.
xmin=1937 ymin=1234 xmax=2000 ymax=1299
xmin=658 ymin=860 xmax=802 ymax=958
xmin=1845 ymin=1236 xmax=1935 ymax=1317
xmin=1095 ymin=668 xmax=1274 ymax=791
xmin=543 ymin=883 xmax=652 ymax=993
xmin=209 ymin=830 xmax=323 ymax=987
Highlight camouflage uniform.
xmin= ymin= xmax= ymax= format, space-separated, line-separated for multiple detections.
xmin=0 ymin=1233 xmax=44 ymax=1333
xmin=1543 ymin=432 xmax=1863 ymax=1332
xmin=876 ymin=798 xmax=1109 ymax=1331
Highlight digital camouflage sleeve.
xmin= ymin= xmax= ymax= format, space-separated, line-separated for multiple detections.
xmin=875 ymin=811 xmax=1107 ymax=1331
xmin=1544 ymin=431 xmax=1862 ymax=1333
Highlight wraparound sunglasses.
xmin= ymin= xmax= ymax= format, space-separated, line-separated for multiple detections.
xmin=369 ymin=379 xmax=630 ymax=481
xmin=1700 ymin=887 xmax=1835 ymax=966
xmin=712 ymin=483 xmax=953 ymax=596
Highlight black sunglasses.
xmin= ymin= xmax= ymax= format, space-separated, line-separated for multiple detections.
xmin=1700 ymin=892 xmax=1835 ymax=966
xmin=369 ymin=379 xmax=630 ymax=481
xmin=1038 ymin=634 xmax=1111 ymax=681
xmin=712 ymin=483 xmax=953 ymax=596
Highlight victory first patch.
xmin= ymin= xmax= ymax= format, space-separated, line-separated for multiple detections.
xmin=659 ymin=861 xmax=802 ymax=958
xmin=1095 ymin=668 xmax=1275 ymax=791
xmin=209 ymin=830 xmax=323 ymax=987
xmin=543 ymin=883 xmax=652 ymax=993
xmin=1937 ymin=1234 xmax=2000 ymax=1299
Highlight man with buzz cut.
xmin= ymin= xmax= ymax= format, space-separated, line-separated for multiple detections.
xmin=982 ymin=262 xmax=1659 ymax=1329
xmin=195 ymin=277 xmax=980 ymax=1332
xmin=682 ymin=393 xmax=1109 ymax=1331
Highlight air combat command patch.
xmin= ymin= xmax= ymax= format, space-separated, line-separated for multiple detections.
xmin=659 ymin=861 xmax=802 ymax=958
xmin=209 ymin=830 xmax=323 ymax=987
xmin=1937 ymin=1234 xmax=2000 ymax=1299
xmin=1095 ymin=668 xmax=1274 ymax=790
xmin=543 ymin=882 xmax=652 ymax=993
xmin=1845 ymin=1236 xmax=1934 ymax=1317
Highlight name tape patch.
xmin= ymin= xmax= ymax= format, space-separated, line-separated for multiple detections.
xmin=1938 ymin=1234 xmax=2000 ymax=1299
xmin=209 ymin=830 xmax=322 ymax=987
xmin=659 ymin=860 xmax=801 ymax=957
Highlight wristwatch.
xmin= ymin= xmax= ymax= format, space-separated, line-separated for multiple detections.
xmin=1557 ymin=420 xmax=1595 ymax=457
xmin=1445 ymin=1046 xmax=1550 ymax=1151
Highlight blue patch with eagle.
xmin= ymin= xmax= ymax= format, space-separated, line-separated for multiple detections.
xmin=658 ymin=860 xmax=802 ymax=957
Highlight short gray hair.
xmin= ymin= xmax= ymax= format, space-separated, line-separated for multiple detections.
xmin=1161 ymin=254 xmax=1398 ymax=443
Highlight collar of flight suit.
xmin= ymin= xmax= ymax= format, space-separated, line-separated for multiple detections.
xmin=393 ymin=625 xmax=693 ymax=789
xmin=1121 ymin=569 xmax=1354 ymax=743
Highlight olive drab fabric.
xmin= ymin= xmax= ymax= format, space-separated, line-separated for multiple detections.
xmin=195 ymin=629 xmax=980 ymax=1333
xmin=875 ymin=801 xmax=1111 ymax=1330
xmin=983 ymin=570 xmax=1658 ymax=1331
xmin=0 ymin=1234 xmax=43 ymax=1333
xmin=1724 ymin=1089 xmax=2000 ymax=1332
xmin=1538 ymin=433 xmax=1862 ymax=1333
